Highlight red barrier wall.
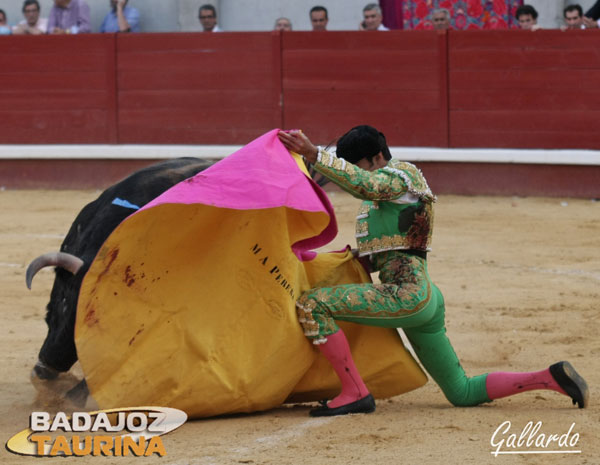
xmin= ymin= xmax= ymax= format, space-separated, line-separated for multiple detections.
xmin=1 ymin=31 xmax=599 ymax=149
xmin=449 ymin=30 xmax=600 ymax=149
xmin=0 ymin=159 xmax=159 ymax=189
xmin=420 ymin=162 xmax=600 ymax=198
xmin=282 ymin=31 xmax=448 ymax=147
xmin=3 ymin=158 xmax=597 ymax=197
xmin=116 ymin=33 xmax=282 ymax=144
xmin=0 ymin=35 xmax=117 ymax=144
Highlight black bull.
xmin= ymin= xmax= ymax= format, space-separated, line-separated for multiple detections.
xmin=27 ymin=158 xmax=213 ymax=401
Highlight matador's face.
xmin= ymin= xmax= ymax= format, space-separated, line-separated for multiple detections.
xmin=357 ymin=153 xmax=388 ymax=172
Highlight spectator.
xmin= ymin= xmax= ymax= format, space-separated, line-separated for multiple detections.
xmin=12 ymin=0 xmax=48 ymax=35
xmin=47 ymin=0 xmax=91 ymax=34
xmin=310 ymin=6 xmax=328 ymax=31
xmin=199 ymin=4 xmax=221 ymax=32
xmin=100 ymin=0 xmax=139 ymax=33
xmin=432 ymin=8 xmax=450 ymax=30
xmin=274 ymin=17 xmax=292 ymax=31
xmin=0 ymin=9 xmax=11 ymax=35
xmin=584 ymin=0 xmax=600 ymax=28
xmin=361 ymin=3 xmax=389 ymax=31
xmin=562 ymin=4 xmax=584 ymax=30
xmin=515 ymin=4 xmax=540 ymax=31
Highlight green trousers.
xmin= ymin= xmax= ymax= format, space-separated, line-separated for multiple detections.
xmin=296 ymin=253 xmax=490 ymax=407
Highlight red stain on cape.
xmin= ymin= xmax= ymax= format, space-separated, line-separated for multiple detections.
xmin=128 ymin=326 xmax=145 ymax=346
xmin=89 ymin=248 xmax=119 ymax=297
xmin=95 ymin=248 xmax=119 ymax=285
xmin=124 ymin=265 xmax=136 ymax=287
xmin=84 ymin=306 xmax=99 ymax=327
xmin=84 ymin=248 xmax=120 ymax=326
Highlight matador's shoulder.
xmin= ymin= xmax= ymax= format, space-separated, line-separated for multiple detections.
xmin=382 ymin=160 xmax=436 ymax=202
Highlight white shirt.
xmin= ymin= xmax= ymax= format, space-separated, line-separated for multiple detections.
xmin=14 ymin=17 xmax=48 ymax=33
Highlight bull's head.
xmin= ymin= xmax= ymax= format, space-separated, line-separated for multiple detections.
xmin=27 ymin=252 xmax=92 ymax=406
xmin=27 ymin=252 xmax=85 ymax=378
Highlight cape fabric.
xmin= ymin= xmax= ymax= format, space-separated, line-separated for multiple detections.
xmin=75 ymin=130 xmax=427 ymax=418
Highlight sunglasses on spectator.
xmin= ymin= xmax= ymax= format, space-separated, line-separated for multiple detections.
xmin=24 ymin=8 xmax=40 ymax=13
xmin=199 ymin=15 xmax=215 ymax=19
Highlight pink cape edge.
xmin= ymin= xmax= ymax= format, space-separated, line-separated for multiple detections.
xmin=137 ymin=129 xmax=338 ymax=261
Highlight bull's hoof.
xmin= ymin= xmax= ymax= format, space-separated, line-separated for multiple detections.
xmin=65 ymin=380 xmax=89 ymax=408
xmin=30 ymin=361 xmax=81 ymax=401
xmin=32 ymin=361 xmax=59 ymax=380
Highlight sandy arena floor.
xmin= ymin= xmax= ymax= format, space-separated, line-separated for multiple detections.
xmin=0 ymin=188 xmax=598 ymax=465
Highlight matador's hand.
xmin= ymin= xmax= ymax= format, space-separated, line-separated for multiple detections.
xmin=277 ymin=130 xmax=319 ymax=164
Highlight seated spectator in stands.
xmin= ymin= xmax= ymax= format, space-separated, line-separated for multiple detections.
xmin=432 ymin=8 xmax=450 ymax=30
xmin=584 ymin=0 xmax=600 ymax=28
xmin=310 ymin=6 xmax=328 ymax=31
xmin=199 ymin=4 xmax=221 ymax=32
xmin=361 ymin=3 xmax=389 ymax=30
xmin=12 ymin=0 xmax=48 ymax=35
xmin=48 ymin=0 xmax=91 ymax=34
xmin=561 ymin=4 xmax=584 ymax=30
xmin=515 ymin=4 xmax=540 ymax=31
xmin=0 ymin=9 xmax=11 ymax=35
xmin=274 ymin=17 xmax=292 ymax=31
xmin=100 ymin=0 xmax=139 ymax=33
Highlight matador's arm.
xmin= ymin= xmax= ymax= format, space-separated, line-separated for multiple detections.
xmin=314 ymin=148 xmax=408 ymax=201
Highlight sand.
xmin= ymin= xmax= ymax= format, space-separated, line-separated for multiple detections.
xmin=0 ymin=188 xmax=598 ymax=465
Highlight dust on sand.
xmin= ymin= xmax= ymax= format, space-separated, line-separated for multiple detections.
xmin=1 ymin=189 xmax=598 ymax=464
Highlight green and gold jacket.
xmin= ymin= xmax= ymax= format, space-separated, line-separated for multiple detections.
xmin=314 ymin=149 xmax=436 ymax=259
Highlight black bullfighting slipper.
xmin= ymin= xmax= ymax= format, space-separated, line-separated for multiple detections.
xmin=549 ymin=361 xmax=589 ymax=409
xmin=309 ymin=394 xmax=376 ymax=417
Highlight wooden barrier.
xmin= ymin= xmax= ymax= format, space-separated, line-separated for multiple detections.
xmin=281 ymin=31 xmax=448 ymax=147
xmin=0 ymin=159 xmax=160 ymax=189
xmin=420 ymin=162 xmax=600 ymax=198
xmin=116 ymin=32 xmax=282 ymax=144
xmin=0 ymin=30 xmax=599 ymax=150
xmin=0 ymin=34 xmax=117 ymax=144
xmin=3 ymin=157 xmax=597 ymax=197
xmin=1 ymin=145 xmax=597 ymax=197
xmin=449 ymin=30 xmax=600 ymax=149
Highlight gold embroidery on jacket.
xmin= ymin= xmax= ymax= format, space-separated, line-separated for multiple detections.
xmin=356 ymin=220 xmax=369 ymax=238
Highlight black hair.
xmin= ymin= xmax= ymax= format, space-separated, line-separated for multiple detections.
xmin=23 ymin=0 xmax=40 ymax=12
xmin=0 ymin=9 xmax=6 ymax=21
xmin=310 ymin=6 xmax=328 ymax=19
xmin=564 ymin=4 xmax=583 ymax=17
xmin=515 ymin=4 xmax=538 ymax=20
xmin=336 ymin=125 xmax=392 ymax=165
xmin=199 ymin=4 xmax=217 ymax=18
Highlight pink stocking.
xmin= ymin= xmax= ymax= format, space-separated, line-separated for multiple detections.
xmin=486 ymin=369 xmax=567 ymax=400
xmin=317 ymin=330 xmax=370 ymax=408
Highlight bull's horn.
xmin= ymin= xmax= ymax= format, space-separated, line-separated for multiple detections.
xmin=26 ymin=252 xmax=84 ymax=290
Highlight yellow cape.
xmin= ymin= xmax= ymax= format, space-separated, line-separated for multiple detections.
xmin=75 ymin=154 xmax=427 ymax=418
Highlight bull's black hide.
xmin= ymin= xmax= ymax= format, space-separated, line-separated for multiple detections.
xmin=34 ymin=158 xmax=213 ymax=375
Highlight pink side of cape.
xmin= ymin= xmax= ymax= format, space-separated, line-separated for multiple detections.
xmin=139 ymin=129 xmax=338 ymax=260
